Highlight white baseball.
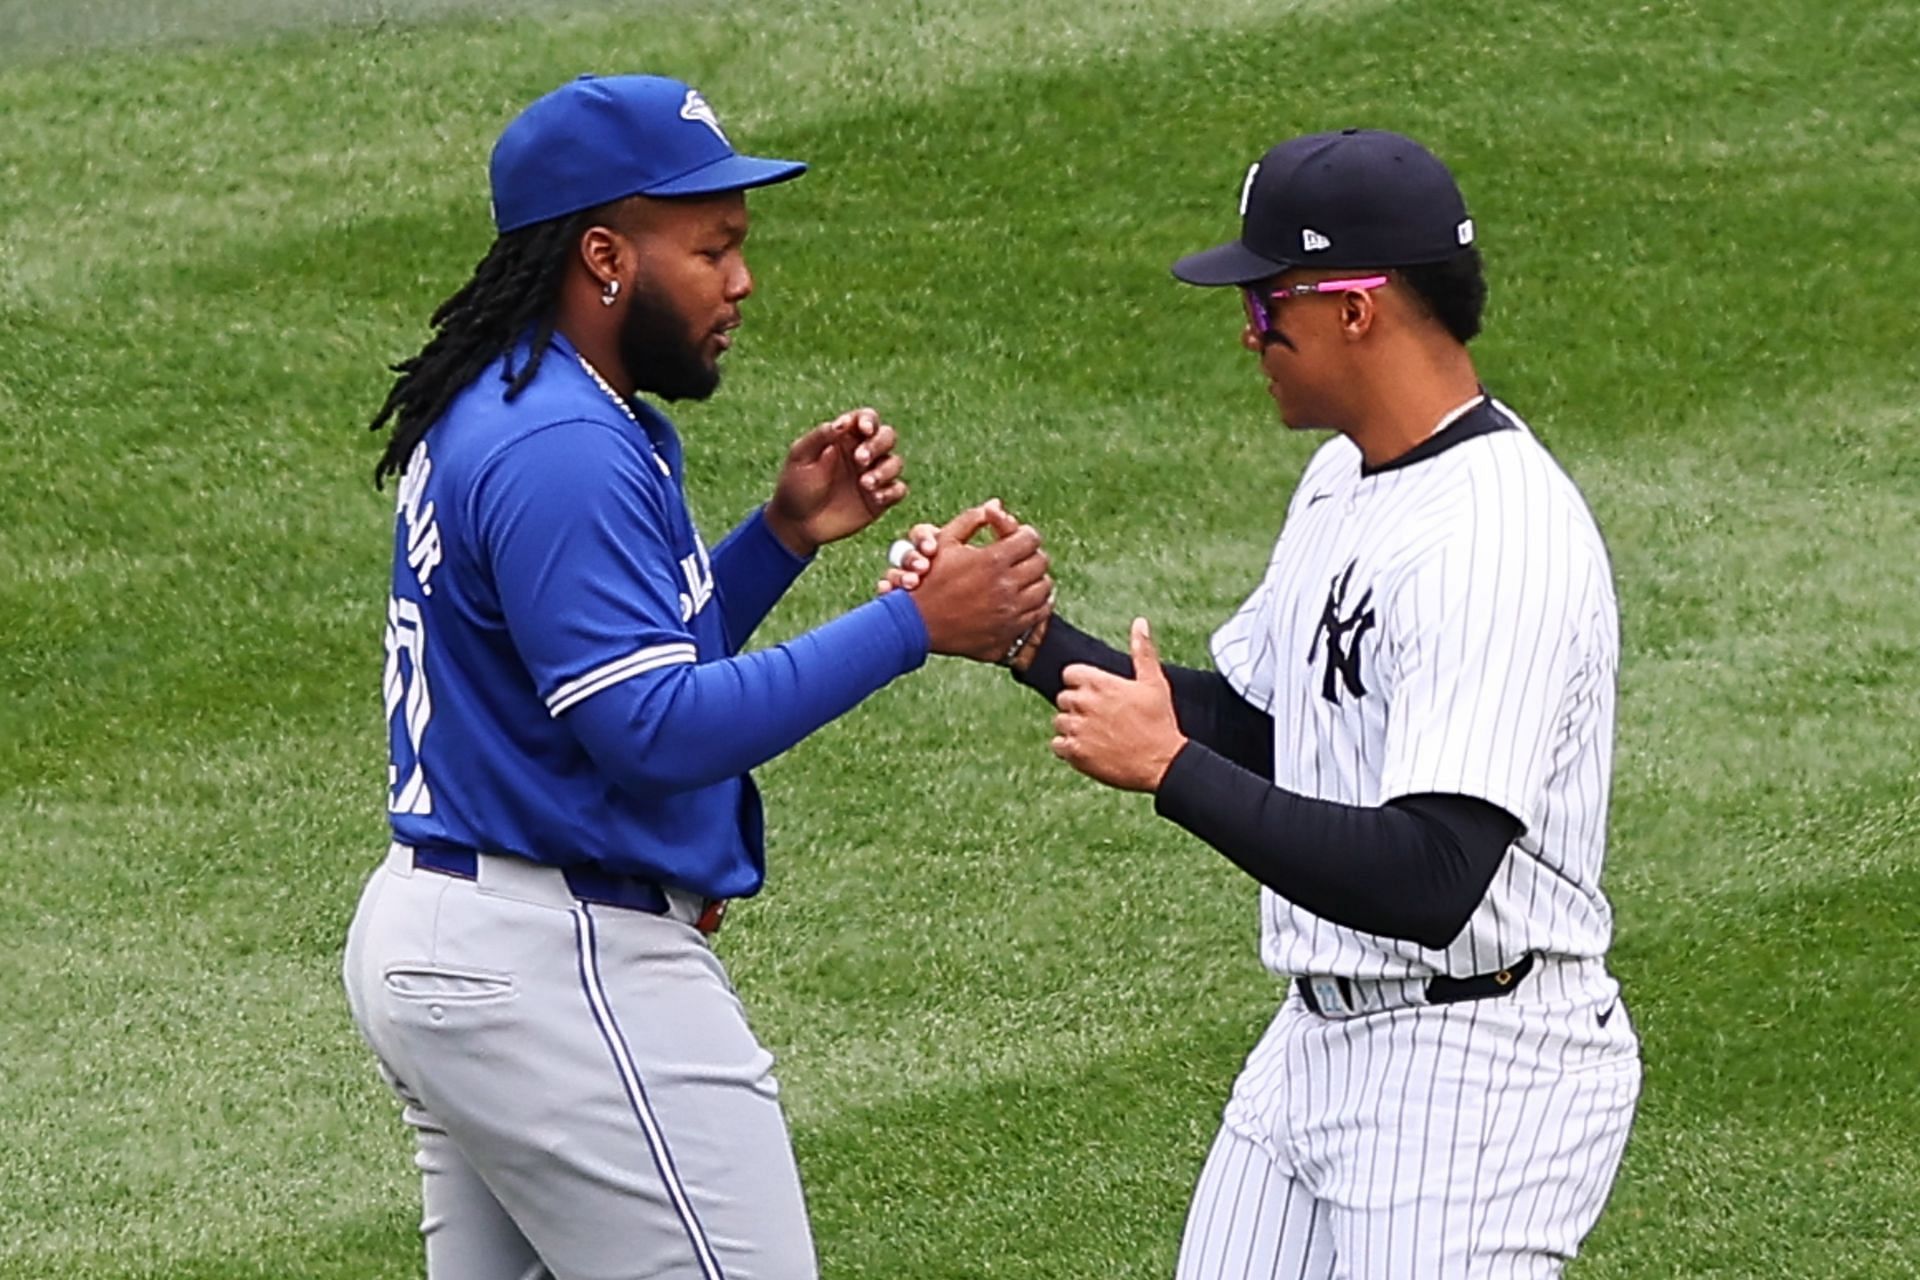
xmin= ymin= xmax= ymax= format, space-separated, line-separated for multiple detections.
xmin=887 ymin=539 xmax=916 ymax=570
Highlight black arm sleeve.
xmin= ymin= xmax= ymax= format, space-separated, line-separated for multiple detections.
xmin=1153 ymin=742 xmax=1522 ymax=950
xmin=1012 ymin=616 xmax=1274 ymax=777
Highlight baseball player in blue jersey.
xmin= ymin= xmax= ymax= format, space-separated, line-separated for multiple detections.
xmin=888 ymin=131 xmax=1640 ymax=1276
xmin=341 ymin=74 xmax=1052 ymax=1280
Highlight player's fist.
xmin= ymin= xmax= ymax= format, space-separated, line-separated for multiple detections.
xmin=1051 ymin=618 xmax=1185 ymax=793
xmin=766 ymin=407 xmax=907 ymax=556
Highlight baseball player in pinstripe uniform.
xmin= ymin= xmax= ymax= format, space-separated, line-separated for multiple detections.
xmin=341 ymin=75 xmax=1051 ymax=1280
xmin=888 ymin=129 xmax=1640 ymax=1276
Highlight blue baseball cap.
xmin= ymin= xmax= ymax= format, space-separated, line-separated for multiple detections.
xmin=489 ymin=74 xmax=808 ymax=233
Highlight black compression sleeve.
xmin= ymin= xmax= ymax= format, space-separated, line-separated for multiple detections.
xmin=1011 ymin=616 xmax=1274 ymax=775
xmin=1010 ymin=614 xmax=1126 ymax=694
xmin=1152 ymin=743 xmax=1522 ymax=950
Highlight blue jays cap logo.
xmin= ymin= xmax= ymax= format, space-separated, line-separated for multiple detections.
xmin=679 ymin=90 xmax=729 ymax=144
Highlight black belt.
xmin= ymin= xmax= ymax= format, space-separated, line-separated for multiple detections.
xmin=1297 ymin=952 xmax=1537 ymax=1017
xmin=411 ymin=847 xmax=726 ymax=932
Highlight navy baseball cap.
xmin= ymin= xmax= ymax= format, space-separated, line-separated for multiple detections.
xmin=1172 ymin=129 xmax=1473 ymax=286
xmin=489 ymin=74 xmax=808 ymax=233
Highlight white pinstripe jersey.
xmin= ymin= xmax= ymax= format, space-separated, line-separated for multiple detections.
xmin=1211 ymin=397 xmax=1619 ymax=981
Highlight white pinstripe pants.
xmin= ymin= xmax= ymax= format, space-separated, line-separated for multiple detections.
xmin=343 ymin=848 xmax=816 ymax=1280
xmin=1176 ymin=974 xmax=1640 ymax=1280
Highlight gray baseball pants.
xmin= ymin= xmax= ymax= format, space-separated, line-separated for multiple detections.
xmin=343 ymin=845 xmax=817 ymax=1280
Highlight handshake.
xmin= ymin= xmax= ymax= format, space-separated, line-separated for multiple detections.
xmin=873 ymin=499 xmax=1053 ymax=667
xmin=871 ymin=497 xmax=1185 ymax=794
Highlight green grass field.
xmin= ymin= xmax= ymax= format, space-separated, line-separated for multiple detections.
xmin=3 ymin=0 xmax=1918 ymax=1275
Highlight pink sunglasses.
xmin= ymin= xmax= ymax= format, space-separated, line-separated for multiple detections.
xmin=1241 ymin=275 xmax=1390 ymax=335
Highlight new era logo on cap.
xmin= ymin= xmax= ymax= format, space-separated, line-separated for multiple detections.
xmin=1457 ymin=217 xmax=1475 ymax=246
xmin=1302 ymin=228 xmax=1332 ymax=252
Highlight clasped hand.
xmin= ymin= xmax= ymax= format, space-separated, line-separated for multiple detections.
xmin=878 ymin=502 xmax=1185 ymax=793
xmin=875 ymin=499 xmax=1054 ymax=664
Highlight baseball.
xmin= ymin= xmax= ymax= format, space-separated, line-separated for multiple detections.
xmin=887 ymin=539 xmax=915 ymax=570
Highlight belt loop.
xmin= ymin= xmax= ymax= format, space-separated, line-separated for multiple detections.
xmin=1307 ymin=977 xmax=1348 ymax=1016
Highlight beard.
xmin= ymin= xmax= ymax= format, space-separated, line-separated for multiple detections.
xmin=619 ymin=282 xmax=721 ymax=403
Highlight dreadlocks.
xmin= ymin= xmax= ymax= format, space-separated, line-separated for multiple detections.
xmin=367 ymin=209 xmax=594 ymax=487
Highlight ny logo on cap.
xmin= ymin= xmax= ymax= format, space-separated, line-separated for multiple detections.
xmin=1238 ymin=163 xmax=1260 ymax=216
xmin=1302 ymin=228 xmax=1332 ymax=252
xmin=679 ymin=90 xmax=729 ymax=143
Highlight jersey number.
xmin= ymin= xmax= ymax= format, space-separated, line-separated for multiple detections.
xmin=383 ymin=595 xmax=433 ymax=815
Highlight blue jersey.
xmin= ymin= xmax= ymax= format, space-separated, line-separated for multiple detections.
xmin=383 ymin=331 xmax=928 ymax=899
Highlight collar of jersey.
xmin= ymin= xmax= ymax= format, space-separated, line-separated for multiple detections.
xmin=1360 ymin=389 xmax=1512 ymax=477
xmin=541 ymin=329 xmax=679 ymax=479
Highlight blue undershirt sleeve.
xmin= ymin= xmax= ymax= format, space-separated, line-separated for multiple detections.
xmin=708 ymin=506 xmax=812 ymax=651
xmin=473 ymin=419 xmax=931 ymax=798
xmin=564 ymin=592 xmax=927 ymax=792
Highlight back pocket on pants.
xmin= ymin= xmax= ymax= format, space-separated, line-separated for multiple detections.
xmin=383 ymin=965 xmax=516 ymax=1002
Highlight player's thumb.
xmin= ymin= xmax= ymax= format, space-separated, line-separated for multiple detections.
xmin=940 ymin=504 xmax=992 ymax=545
xmin=982 ymin=497 xmax=1022 ymax=539
xmin=1130 ymin=617 xmax=1165 ymax=686
xmin=792 ymin=423 xmax=837 ymax=464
